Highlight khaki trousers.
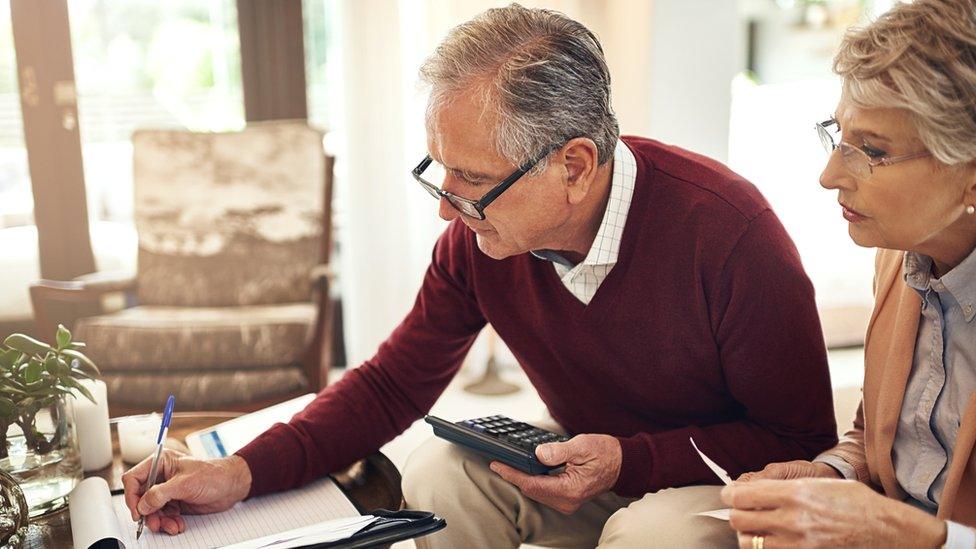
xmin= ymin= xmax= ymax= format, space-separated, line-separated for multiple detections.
xmin=402 ymin=436 xmax=737 ymax=548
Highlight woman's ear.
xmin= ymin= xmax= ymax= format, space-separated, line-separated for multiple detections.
xmin=963 ymin=161 xmax=976 ymax=214
xmin=560 ymin=138 xmax=600 ymax=205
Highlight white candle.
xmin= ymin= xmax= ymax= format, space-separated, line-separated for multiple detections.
xmin=117 ymin=414 xmax=162 ymax=464
xmin=72 ymin=379 xmax=113 ymax=471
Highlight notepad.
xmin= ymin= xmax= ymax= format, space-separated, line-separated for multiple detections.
xmin=70 ymin=474 xmax=361 ymax=548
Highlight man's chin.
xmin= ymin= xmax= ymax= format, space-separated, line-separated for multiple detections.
xmin=475 ymin=233 xmax=517 ymax=260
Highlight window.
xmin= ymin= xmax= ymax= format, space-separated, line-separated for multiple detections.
xmin=0 ymin=1 xmax=32 ymax=228
xmin=68 ymin=0 xmax=245 ymax=224
xmin=729 ymin=0 xmax=894 ymax=329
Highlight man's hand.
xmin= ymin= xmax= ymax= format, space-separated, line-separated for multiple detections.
xmin=721 ymin=478 xmax=947 ymax=548
xmin=489 ymin=434 xmax=621 ymax=515
xmin=736 ymin=460 xmax=840 ymax=482
xmin=121 ymin=449 xmax=253 ymax=535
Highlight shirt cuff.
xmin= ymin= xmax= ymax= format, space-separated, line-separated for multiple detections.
xmin=813 ymin=454 xmax=858 ymax=480
xmin=945 ymin=521 xmax=976 ymax=549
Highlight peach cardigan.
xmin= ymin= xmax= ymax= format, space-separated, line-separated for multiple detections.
xmin=823 ymin=248 xmax=976 ymax=526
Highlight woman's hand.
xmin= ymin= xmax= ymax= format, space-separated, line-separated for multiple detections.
xmin=721 ymin=478 xmax=947 ymax=548
xmin=737 ymin=460 xmax=840 ymax=482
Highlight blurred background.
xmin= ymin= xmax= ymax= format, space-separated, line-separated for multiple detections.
xmin=0 ymin=0 xmax=891 ymax=419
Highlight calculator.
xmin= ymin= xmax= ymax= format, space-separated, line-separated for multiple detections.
xmin=424 ymin=414 xmax=570 ymax=475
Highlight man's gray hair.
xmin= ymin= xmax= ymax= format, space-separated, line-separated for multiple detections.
xmin=420 ymin=3 xmax=619 ymax=172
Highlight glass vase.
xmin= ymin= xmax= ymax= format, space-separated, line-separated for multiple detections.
xmin=0 ymin=395 xmax=82 ymax=517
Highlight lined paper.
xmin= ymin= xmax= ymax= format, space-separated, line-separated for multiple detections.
xmin=108 ymin=477 xmax=360 ymax=548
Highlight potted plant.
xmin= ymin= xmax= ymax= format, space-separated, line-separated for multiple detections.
xmin=0 ymin=325 xmax=100 ymax=517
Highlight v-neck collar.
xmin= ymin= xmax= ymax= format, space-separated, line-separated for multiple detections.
xmin=532 ymin=138 xmax=652 ymax=319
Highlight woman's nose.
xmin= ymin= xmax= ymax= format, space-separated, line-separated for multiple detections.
xmin=819 ymin=150 xmax=856 ymax=192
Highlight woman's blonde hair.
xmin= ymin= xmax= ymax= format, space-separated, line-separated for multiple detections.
xmin=834 ymin=0 xmax=976 ymax=165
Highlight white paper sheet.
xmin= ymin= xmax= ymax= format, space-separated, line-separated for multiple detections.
xmin=70 ymin=478 xmax=127 ymax=548
xmin=689 ymin=437 xmax=733 ymax=485
xmin=221 ymin=515 xmax=377 ymax=549
xmin=696 ymin=508 xmax=731 ymax=521
xmin=689 ymin=437 xmax=732 ymax=521
xmin=69 ymin=474 xmax=361 ymax=548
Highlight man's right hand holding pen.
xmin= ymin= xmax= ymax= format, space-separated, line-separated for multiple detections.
xmin=122 ymin=451 xmax=253 ymax=536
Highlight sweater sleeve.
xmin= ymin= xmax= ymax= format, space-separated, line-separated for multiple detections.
xmin=236 ymin=221 xmax=486 ymax=497
xmin=613 ymin=209 xmax=838 ymax=496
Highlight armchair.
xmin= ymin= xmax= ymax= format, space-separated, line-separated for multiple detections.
xmin=31 ymin=122 xmax=336 ymax=414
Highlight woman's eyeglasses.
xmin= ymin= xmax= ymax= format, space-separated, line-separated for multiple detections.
xmin=815 ymin=117 xmax=930 ymax=179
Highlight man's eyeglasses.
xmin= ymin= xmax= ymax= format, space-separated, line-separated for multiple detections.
xmin=815 ymin=117 xmax=930 ymax=179
xmin=411 ymin=146 xmax=556 ymax=220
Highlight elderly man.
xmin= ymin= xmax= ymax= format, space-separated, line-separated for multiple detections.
xmin=122 ymin=4 xmax=837 ymax=547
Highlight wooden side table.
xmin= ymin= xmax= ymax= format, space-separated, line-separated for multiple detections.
xmin=23 ymin=412 xmax=403 ymax=548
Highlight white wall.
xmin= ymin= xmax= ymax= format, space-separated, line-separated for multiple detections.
xmin=646 ymin=0 xmax=744 ymax=163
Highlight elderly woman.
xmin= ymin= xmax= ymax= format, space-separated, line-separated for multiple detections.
xmin=722 ymin=0 xmax=976 ymax=548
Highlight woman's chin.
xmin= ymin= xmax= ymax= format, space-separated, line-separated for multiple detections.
xmin=848 ymin=223 xmax=883 ymax=249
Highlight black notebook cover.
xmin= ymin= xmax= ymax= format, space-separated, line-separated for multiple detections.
xmin=312 ymin=509 xmax=446 ymax=548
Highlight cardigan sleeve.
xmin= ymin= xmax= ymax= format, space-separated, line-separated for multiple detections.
xmin=815 ymin=399 xmax=872 ymax=483
xmin=813 ymin=250 xmax=889 ymax=485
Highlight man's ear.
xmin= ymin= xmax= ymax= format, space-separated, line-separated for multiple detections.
xmin=560 ymin=138 xmax=601 ymax=205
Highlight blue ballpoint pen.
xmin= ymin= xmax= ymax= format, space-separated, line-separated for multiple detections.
xmin=136 ymin=395 xmax=176 ymax=540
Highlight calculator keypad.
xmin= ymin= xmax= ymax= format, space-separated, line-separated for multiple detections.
xmin=458 ymin=415 xmax=570 ymax=453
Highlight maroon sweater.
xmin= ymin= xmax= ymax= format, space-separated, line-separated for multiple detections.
xmin=238 ymin=136 xmax=837 ymax=498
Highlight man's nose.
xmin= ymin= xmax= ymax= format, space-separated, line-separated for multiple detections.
xmin=438 ymin=196 xmax=460 ymax=221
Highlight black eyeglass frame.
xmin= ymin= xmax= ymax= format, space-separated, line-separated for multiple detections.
xmin=411 ymin=145 xmax=558 ymax=220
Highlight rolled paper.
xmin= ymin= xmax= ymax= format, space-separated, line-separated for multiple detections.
xmin=72 ymin=379 xmax=113 ymax=472
xmin=117 ymin=414 xmax=161 ymax=464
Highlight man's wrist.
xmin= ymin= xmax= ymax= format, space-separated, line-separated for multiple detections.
xmin=811 ymin=461 xmax=843 ymax=479
xmin=607 ymin=436 xmax=623 ymax=490
xmin=226 ymin=454 xmax=253 ymax=501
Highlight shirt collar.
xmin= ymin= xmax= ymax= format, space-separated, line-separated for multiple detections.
xmin=531 ymin=139 xmax=637 ymax=268
xmin=904 ymin=248 xmax=976 ymax=322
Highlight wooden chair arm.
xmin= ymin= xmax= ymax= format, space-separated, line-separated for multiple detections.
xmin=309 ymin=263 xmax=334 ymax=286
xmin=30 ymin=271 xmax=137 ymax=304
xmin=29 ymin=271 xmax=136 ymax=340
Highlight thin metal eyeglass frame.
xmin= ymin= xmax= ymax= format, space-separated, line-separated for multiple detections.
xmin=815 ymin=117 xmax=930 ymax=177
xmin=411 ymin=146 xmax=555 ymax=220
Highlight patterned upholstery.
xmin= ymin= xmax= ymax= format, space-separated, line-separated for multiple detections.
xmin=74 ymin=304 xmax=316 ymax=371
xmin=133 ymin=124 xmax=324 ymax=306
xmin=75 ymin=122 xmax=327 ymax=410
xmin=101 ymin=368 xmax=307 ymax=410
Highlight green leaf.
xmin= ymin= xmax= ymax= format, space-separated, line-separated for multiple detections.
xmin=25 ymin=379 xmax=46 ymax=392
xmin=0 ymin=398 xmax=14 ymax=417
xmin=57 ymin=357 xmax=70 ymax=376
xmin=62 ymin=350 xmax=100 ymax=377
xmin=67 ymin=342 xmax=87 ymax=350
xmin=43 ymin=355 xmax=60 ymax=376
xmin=3 ymin=334 xmax=54 ymax=356
xmin=24 ymin=360 xmax=42 ymax=384
xmin=1 ymin=385 xmax=27 ymax=396
xmin=63 ymin=377 xmax=96 ymax=405
xmin=56 ymin=325 xmax=72 ymax=351
xmin=0 ymin=349 xmax=22 ymax=369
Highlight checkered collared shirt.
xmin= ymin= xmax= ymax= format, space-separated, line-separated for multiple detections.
xmin=547 ymin=140 xmax=637 ymax=305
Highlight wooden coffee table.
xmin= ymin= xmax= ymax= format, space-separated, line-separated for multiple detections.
xmin=23 ymin=412 xmax=403 ymax=548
